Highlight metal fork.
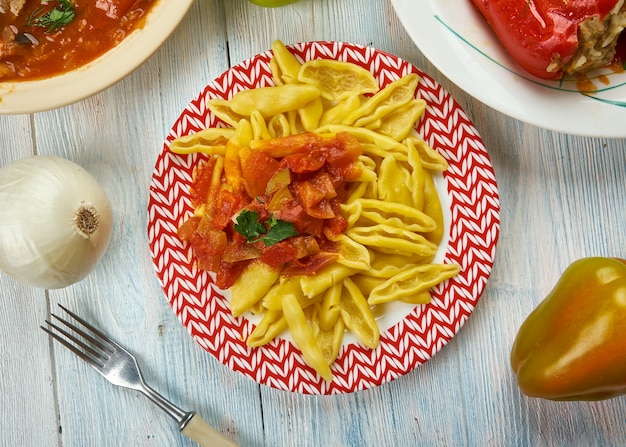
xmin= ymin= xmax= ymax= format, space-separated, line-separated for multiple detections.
xmin=41 ymin=304 xmax=238 ymax=447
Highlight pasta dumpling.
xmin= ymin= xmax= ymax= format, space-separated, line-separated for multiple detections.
xmin=171 ymin=39 xmax=461 ymax=382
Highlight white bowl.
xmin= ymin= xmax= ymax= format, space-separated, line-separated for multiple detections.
xmin=0 ymin=0 xmax=194 ymax=115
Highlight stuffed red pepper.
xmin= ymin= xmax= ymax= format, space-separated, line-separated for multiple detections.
xmin=470 ymin=0 xmax=626 ymax=80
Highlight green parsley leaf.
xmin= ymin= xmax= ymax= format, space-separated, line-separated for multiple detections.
xmin=233 ymin=210 xmax=266 ymax=242
xmin=262 ymin=216 xmax=298 ymax=246
xmin=27 ymin=0 xmax=75 ymax=34
xmin=233 ymin=210 xmax=299 ymax=246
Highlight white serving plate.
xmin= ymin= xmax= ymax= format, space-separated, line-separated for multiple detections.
xmin=391 ymin=0 xmax=626 ymax=137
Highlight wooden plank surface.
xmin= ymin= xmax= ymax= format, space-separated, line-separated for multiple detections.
xmin=1 ymin=0 xmax=626 ymax=446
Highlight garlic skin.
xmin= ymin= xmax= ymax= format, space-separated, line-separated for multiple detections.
xmin=0 ymin=155 xmax=113 ymax=289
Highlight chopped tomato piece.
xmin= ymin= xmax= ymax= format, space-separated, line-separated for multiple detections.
xmin=295 ymin=181 xmax=326 ymax=208
xmin=275 ymin=204 xmax=324 ymax=237
xmin=190 ymin=158 xmax=217 ymax=207
xmin=305 ymin=198 xmax=336 ymax=220
xmin=241 ymin=150 xmax=280 ymax=197
xmin=261 ymin=241 xmax=298 ymax=268
xmin=197 ymin=229 xmax=228 ymax=256
xmin=290 ymin=235 xmax=321 ymax=259
xmin=328 ymin=132 xmax=363 ymax=181
xmin=324 ymin=214 xmax=348 ymax=239
xmin=280 ymin=151 xmax=326 ymax=173
xmin=222 ymin=240 xmax=262 ymax=263
xmin=197 ymin=255 xmax=220 ymax=273
xmin=177 ymin=216 xmax=201 ymax=241
xmin=215 ymin=260 xmax=250 ymax=289
xmin=190 ymin=228 xmax=228 ymax=273
xmin=310 ymin=171 xmax=337 ymax=199
xmin=213 ymin=189 xmax=243 ymax=230
xmin=281 ymin=252 xmax=339 ymax=276
xmin=195 ymin=214 xmax=216 ymax=238
xmin=245 ymin=197 xmax=272 ymax=223
xmin=336 ymin=131 xmax=363 ymax=158
xmin=298 ymin=217 xmax=324 ymax=237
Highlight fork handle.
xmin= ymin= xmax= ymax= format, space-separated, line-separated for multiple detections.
xmin=181 ymin=413 xmax=239 ymax=447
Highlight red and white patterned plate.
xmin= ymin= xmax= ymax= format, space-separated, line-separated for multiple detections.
xmin=148 ymin=41 xmax=500 ymax=395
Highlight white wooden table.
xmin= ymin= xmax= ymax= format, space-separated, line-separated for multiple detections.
xmin=2 ymin=0 xmax=626 ymax=445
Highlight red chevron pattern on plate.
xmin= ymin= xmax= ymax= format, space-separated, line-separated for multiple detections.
xmin=148 ymin=41 xmax=500 ymax=395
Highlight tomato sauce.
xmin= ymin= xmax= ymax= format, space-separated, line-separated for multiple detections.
xmin=178 ymin=132 xmax=364 ymax=289
xmin=0 ymin=0 xmax=157 ymax=81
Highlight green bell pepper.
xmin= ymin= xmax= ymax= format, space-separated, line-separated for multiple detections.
xmin=511 ymin=257 xmax=626 ymax=401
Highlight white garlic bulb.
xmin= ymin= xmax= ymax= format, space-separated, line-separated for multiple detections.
xmin=0 ymin=155 xmax=113 ymax=289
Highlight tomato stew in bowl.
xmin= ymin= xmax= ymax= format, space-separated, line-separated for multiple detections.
xmin=0 ymin=0 xmax=193 ymax=114
xmin=0 ymin=0 xmax=157 ymax=81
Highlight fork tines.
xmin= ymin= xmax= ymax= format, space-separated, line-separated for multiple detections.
xmin=41 ymin=304 xmax=115 ymax=370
